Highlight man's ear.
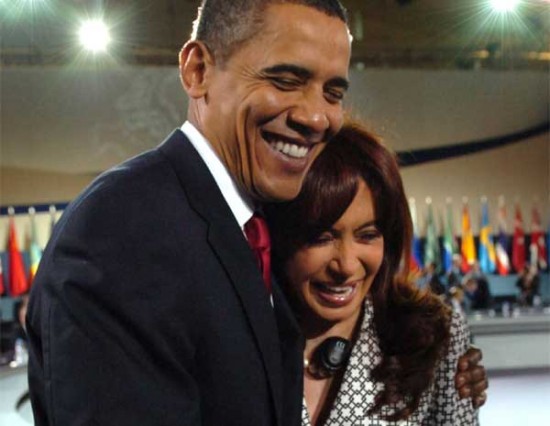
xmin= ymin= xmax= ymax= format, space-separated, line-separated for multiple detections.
xmin=179 ymin=40 xmax=215 ymax=99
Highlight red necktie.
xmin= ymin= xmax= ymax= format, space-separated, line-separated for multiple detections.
xmin=244 ymin=214 xmax=272 ymax=293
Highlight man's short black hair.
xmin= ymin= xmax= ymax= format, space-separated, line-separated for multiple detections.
xmin=191 ymin=0 xmax=348 ymax=65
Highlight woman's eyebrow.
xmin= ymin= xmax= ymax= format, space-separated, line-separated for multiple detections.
xmin=356 ymin=220 xmax=378 ymax=231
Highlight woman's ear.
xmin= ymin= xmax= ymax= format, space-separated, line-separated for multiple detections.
xmin=179 ymin=40 xmax=214 ymax=99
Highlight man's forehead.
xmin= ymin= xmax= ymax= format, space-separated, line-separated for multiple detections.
xmin=253 ymin=15 xmax=350 ymax=65
xmin=263 ymin=3 xmax=352 ymax=44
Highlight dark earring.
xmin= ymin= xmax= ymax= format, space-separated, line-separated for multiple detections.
xmin=307 ymin=337 xmax=351 ymax=378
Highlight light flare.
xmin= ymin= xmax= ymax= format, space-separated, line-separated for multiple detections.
xmin=78 ymin=19 xmax=111 ymax=53
xmin=490 ymin=0 xmax=522 ymax=13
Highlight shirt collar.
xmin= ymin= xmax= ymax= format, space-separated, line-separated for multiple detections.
xmin=180 ymin=121 xmax=254 ymax=230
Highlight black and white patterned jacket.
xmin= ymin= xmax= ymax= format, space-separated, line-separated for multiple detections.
xmin=302 ymin=299 xmax=479 ymax=426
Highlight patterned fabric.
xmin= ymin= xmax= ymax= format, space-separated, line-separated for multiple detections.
xmin=302 ymin=299 xmax=479 ymax=425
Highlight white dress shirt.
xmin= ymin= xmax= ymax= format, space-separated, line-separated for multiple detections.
xmin=181 ymin=121 xmax=274 ymax=305
xmin=180 ymin=121 xmax=254 ymax=231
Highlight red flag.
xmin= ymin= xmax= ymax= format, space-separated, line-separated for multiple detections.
xmin=8 ymin=217 xmax=29 ymax=296
xmin=0 ymin=255 xmax=5 ymax=296
xmin=530 ymin=206 xmax=548 ymax=270
xmin=511 ymin=204 xmax=526 ymax=273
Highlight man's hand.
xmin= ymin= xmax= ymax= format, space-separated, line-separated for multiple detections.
xmin=455 ymin=346 xmax=488 ymax=408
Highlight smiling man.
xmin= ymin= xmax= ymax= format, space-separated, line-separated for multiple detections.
xmin=27 ymin=1 xmax=351 ymax=426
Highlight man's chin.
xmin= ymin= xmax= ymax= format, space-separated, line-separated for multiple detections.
xmin=253 ymin=180 xmax=303 ymax=204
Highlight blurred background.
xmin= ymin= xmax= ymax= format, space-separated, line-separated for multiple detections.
xmin=0 ymin=1 xmax=549 ymax=425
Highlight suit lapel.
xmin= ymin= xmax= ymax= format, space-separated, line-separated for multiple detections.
xmin=272 ymin=282 xmax=304 ymax=426
xmin=158 ymin=130 xmax=287 ymax=425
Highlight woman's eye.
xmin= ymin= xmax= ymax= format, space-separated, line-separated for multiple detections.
xmin=358 ymin=230 xmax=381 ymax=243
xmin=307 ymin=233 xmax=333 ymax=247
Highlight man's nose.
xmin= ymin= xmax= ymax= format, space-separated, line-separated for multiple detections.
xmin=287 ymin=90 xmax=333 ymax=137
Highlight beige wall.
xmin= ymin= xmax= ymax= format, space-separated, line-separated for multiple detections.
xmin=401 ymin=132 xmax=549 ymax=234
xmin=0 ymin=167 xmax=96 ymax=206
xmin=1 ymin=66 xmax=548 ymax=247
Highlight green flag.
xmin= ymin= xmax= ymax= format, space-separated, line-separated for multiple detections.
xmin=424 ymin=200 xmax=441 ymax=271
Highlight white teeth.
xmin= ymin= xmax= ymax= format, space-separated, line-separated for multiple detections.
xmin=270 ymin=141 xmax=308 ymax=159
xmin=289 ymin=145 xmax=301 ymax=157
xmin=318 ymin=284 xmax=354 ymax=296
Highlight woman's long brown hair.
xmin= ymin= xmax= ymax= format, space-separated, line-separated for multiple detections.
xmin=266 ymin=121 xmax=451 ymax=421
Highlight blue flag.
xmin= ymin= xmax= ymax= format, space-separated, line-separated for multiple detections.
xmin=479 ymin=200 xmax=496 ymax=273
xmin=409 ymin=198 xmax=423 ymax=271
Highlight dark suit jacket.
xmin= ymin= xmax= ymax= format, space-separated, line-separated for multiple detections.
xmin=26 ymin=130 xmax=304 ymax=426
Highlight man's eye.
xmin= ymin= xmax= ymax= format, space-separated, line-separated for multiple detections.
xmin=270 ymin=77 xmax=300 ymax=90
xmin=325 ymin=88 xmax=345 ymax=102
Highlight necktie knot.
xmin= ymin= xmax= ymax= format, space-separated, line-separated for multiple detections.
xmin=244 ymin=214 xmax=272 ymax=293
xmin=245 ymin=215 xmax=270 ymax=251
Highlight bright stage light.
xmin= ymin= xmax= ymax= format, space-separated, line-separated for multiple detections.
xmin=78 ymin=19 xmax=111 ymax=53
xmin=0 ymin=0 xmax=49 ymax=16
xmin=489 ymin=0 xmax=521 ymax=13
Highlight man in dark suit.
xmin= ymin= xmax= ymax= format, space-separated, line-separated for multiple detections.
xmin=26 ymin=2 xmax=351 ymax=425
xmin=26 ymin=1 xmax=487 ymax=425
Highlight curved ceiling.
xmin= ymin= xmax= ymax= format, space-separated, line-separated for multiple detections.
xmin=1 ymin=0 xmax=549 ymax=69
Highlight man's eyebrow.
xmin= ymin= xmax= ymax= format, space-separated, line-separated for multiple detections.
xmin=262 ymin=64 xmax=313 ymax=79
xmin=326 ymin=77 xmax=349 ymax=91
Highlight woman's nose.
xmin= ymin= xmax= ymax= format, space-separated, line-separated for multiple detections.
xmin=329 ymin=242 xmax=361 ymax=278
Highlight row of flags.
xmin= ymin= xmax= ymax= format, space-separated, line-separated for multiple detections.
xmin=1 ymin=199 xmax=548 ymax=296
xmin=410 ymin=198 xmax=549 ymax=275
xmin=0 ymin=207 xmax=57 ymax=297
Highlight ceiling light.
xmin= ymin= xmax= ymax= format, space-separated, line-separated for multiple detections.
xmin=78 ymin=19 xmax=111 ymax=53
xmin=489 ymin=0 xmax=521 ymax=13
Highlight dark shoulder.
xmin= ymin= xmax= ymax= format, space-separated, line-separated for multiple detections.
xmin=52 ymin=140 xmax=190 ymax=245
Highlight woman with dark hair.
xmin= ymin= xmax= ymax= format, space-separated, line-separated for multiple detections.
xmin=266 ymin=122 xmax=479 ymax=425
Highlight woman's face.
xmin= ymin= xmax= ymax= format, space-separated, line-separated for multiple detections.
xmin=284 ymin=179 xmax=384 ymax=329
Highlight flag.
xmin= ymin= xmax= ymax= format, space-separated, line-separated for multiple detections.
xmin=530 ymin=205 xmax=547 ymax=270
xmin=495 ymin=198 xmax=510 ymax=275
xmin=8 ymin=216 xmax=29 ymax=296
xmin=28 ymin=208 xmax=43 ymax=285
xmin=0 ymin=255 xmax=5 ymax=296
xmin=424 ymin=200 xmax=441 ymax=271
xmin=409 ymin=198 xmax=423 ymax=272
xmin=511 ymin=203 xmax=526 ymax=273
xmin=460 ymin=202 xmax=476 ymax=273
xmin=442 ymin=200 xmax=458 ymax=272
xmin=478 ymin=199 xmax=496 ymax=274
